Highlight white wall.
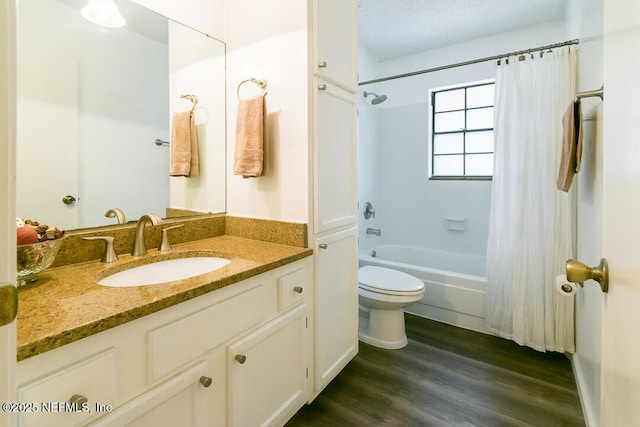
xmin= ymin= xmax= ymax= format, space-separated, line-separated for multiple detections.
xmin=357 ymin=46 xmax=381 ymax=246
xmin=168 ymin=21 xmax=226 ymax=214
xmin=225 ymin=0 xmax=309 ymax=223
xmin=566 ymin=0 xmax=605 ymax=425
xmin=132 ymin=0 xmax=226 ymax=41
xmin=358 ymin=21 xmax=567 ymax=257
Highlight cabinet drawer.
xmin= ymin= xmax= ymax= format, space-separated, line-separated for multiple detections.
xmin=148 ymin=284 xmax=265 ymax=382
xmin=90 ymin=361 xmax=214 ymax=427
xmin=277 ymin=267 xmax=306 ymax=311
xmin=17 ymin=349 xmax=117 ymax=427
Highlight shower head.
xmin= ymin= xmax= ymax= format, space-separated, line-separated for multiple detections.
xmin=363 ymin=91 xmax=387 ymax=105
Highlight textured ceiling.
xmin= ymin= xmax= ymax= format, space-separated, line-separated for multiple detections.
xmin=358 ymin=0 xmax=571 ymax=60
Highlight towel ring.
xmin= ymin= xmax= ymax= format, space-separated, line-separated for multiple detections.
xmin=180 ymin=94 xmax=198 ymax=112
xmin=237 ymin=78 xmax=267 ymax=100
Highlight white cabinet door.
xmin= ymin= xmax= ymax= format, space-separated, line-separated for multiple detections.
xmin=90 ymin=361 xmax=215 ymax=427
xmin=313 ymin=80 xmax=358 ymax=234
xmin=313 ymin=0 xmax=358 ymax=91
xmin=227 ymin=305 xmax=308 ymax=427
xmin=313 ymin=227 xmax=358 ymax=394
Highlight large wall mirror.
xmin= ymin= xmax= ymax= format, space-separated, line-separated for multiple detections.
xmin=16 ymin=0 xmax=226 ymax=231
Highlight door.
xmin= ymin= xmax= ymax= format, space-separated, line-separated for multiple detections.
xmin=313 ymin=0 xmax=357 ymax=90
xmin=16 ymin=3 xmax=79 ymax=230
xmin=599 ymin=2 xmax=640 ymax=425
xmin=1 ymin=1 xmax=18 ymax=426
xmin=314 ymin=227 xmax=358 ymax=395
xmin=313 ymin=80 xmax=358 ymax=234
xmin=227 ymin=305 xmax=308 ymax=427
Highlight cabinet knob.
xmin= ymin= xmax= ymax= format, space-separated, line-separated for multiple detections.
xmin=318 ymin=61 xmax=327 ymax=68
xmin=318 ymin=84 xmax=327 ymax=91
xmin=199 ymin=376 xmax=213 ymax=388
xmin=235 ymin=354 xmax=247 ymax=364
xmin=69 ymin=394 xmax=88 ymax=405
xmin=293 ymin=286 xmax=303 ymax=294
xmin=319 ymin=243 xmax=328 ymax=249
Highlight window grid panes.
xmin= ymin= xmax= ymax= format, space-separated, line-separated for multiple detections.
xmin=431 ymin=81 xmax=495 ymax=179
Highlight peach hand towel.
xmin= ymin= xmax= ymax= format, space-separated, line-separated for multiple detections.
xmin=234 ymin=95 xmax=265 ymax=178
xmin=557 ymin=100 xmax=583 ymax=191
xmin=169 ymin=111 xmax=199 ymax=177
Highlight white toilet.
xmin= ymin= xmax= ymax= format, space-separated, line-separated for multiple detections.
xmin=358 ymin=265 xmax=425 ymax=349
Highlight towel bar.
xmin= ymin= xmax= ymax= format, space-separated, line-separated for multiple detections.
xmin=180 ymin=94 xmax=198 ymax=112
xmin=576 ymin=85 xmax=604 ymax=101
xmin=237 ymin=78 xmax=267 ymax=100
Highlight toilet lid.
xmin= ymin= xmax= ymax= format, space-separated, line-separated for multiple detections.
xmin=358 ymin=266 xmax=424 ymax=294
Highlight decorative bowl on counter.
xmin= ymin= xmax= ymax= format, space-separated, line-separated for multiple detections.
xmin=16 ymin=238 xmax=65 ymax=286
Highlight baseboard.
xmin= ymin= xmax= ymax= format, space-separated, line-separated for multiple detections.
xmin=570 ymin=353 xmax=599 ymax=427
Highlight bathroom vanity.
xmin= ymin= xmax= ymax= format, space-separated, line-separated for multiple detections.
xmin=15 ymin=236 xmax=312 ymax=427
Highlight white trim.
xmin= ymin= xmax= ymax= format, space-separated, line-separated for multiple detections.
xmin=0 ymin=1 xmax=17 ymax=426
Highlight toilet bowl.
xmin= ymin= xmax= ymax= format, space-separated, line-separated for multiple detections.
xmin=358 ymin=265 xmax=425 ymax=349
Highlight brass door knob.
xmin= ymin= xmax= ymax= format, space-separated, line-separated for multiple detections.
xmin=0 ymin=285 xmax=18 ymax=327
xmin=199 ymin=376 xmax=213 ymax=388
xmin=566 ymin=258 xmax=609 ymax=293
xmin=318 ymin=61 xmax=327 ymax=68
xmin=293 ymin=286 xmax=303 ymax=294
xmin=62 ymin=195 xmax=77 ymax=205
xmin=235 ymin=354 xmax=247 ymax=364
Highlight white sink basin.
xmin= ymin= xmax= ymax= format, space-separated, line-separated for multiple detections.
xmin=98 ymin=257 xmax=231 ymax=287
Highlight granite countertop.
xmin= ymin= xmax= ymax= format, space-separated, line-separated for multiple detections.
xmin=16 ymin=235 xmax=312 ymax=361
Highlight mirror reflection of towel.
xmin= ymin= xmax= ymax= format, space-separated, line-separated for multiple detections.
xmin=234 ymin=95 xmax=265 ymax=178
xmin=170 ymin=111 xmax=199 ymax=177
xmin=557 ymin=100 xmax=583 ymax=191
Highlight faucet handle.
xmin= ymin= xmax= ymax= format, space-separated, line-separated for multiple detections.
xmin=158 ymin=224 xmax=184 ymax=252
xmin=83 ymin=236 xmax=118 ymax=263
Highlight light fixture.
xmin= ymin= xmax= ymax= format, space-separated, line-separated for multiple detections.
xmin=81 ymin=0 xmax=126 ymax=28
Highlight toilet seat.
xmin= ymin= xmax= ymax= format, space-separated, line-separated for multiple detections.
xmin=358 ymin=266 xmax=424 ymax=296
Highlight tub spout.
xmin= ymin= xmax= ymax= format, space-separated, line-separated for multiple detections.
xmin=366 ymin=227 xmax=381 ymax=236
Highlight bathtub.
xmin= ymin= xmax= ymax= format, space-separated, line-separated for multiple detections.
xmin=359 ymin=244 xmax=488 ymax=333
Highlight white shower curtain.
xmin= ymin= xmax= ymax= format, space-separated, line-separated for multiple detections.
xmin=486 ymin=46 xmax=577 ymax=353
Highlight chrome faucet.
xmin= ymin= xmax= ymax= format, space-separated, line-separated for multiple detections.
xmin=366 ymin=227 xmax=381 ymax=236
xmin=105 ymin=208 xmax=126 ymax=224
xmin=132 ymin=213 xmax=164 ymax=256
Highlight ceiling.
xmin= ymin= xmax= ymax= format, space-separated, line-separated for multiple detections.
xmin=358 ymin=0 xmax=571 ymax=61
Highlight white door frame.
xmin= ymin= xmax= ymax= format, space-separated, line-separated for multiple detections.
xmin=1 ymin=1 xmax=18 ymax=426
xmin=600 ymin=0 xmax=640 ymax=425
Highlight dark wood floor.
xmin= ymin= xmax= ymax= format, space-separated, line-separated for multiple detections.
xmin=287 ymin=314 xmax=585 ymax=427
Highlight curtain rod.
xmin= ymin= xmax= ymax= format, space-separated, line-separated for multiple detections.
xmin=358 ymin=39 xmax=580 ymax=86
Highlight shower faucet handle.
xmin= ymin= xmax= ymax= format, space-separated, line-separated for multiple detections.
xmin=363 ymin=202 xmax=376 ymax=219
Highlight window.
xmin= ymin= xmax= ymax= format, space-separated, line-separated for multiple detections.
xmin=430 ymin=81 xmax=495 ymax=179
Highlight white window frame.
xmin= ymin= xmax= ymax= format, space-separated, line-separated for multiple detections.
xmin=429 ymin=79 xmax=495 ymax=180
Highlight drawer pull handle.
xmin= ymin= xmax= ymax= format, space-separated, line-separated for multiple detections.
xmin=318 ymin=84 xmax=327 ymax=91
xmin=69 ymin=394 xmax=88 ymax=405
xmin=235 ymin=354 xmax=247 ymax=364
xmin=318 ymin=61 xmax=327 ymax=68
xmin=319 ymin=243 xmax=328 ymax=249
xmin=199 ymin=376 xmax=213 ymax=388
xmin=293 ymin=286 xmax=303 ymax=294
